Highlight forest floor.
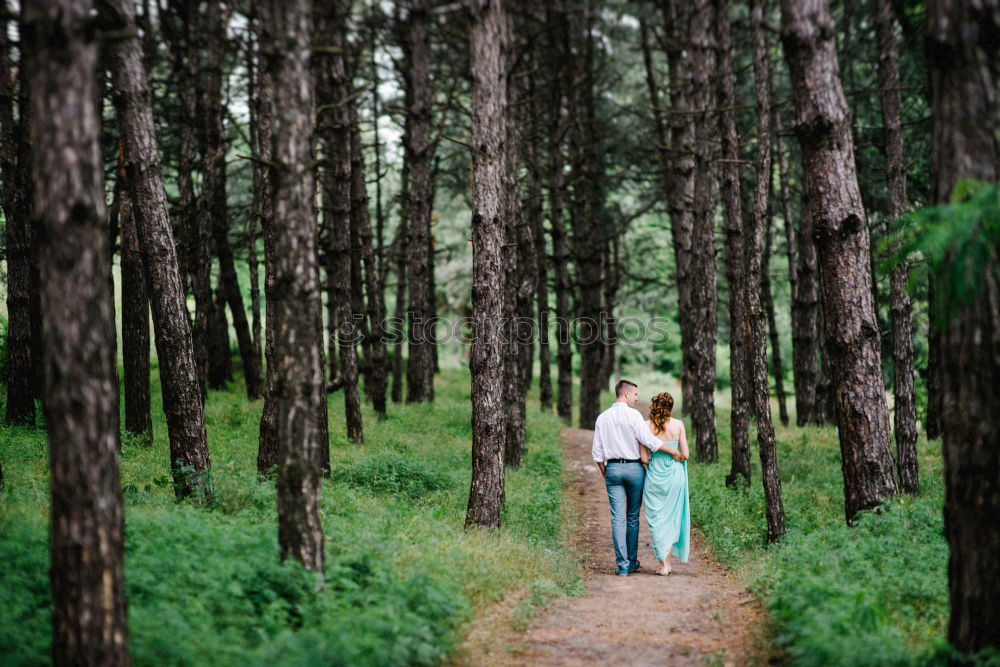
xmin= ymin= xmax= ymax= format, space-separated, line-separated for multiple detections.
xmin=458 ymin=407 xmax=772 ymax=666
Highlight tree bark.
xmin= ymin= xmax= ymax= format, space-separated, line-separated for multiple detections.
xmin=749 ymin=0 xmax=786 ymax=543
xmin=403 ymin=0 xmax=436 ymax=404
xmin=391 ymin=162 xmax=409 ymax=404
xmin=781 ymin=0 xmax=898 ymax=523
xmin=349 ymin=105 xmax=389 ymax=418
xmin=316 ymin=1 xmax=363 ymax=442
xmin=876 ymin=0 xmax=918 ymax=495
xmin=255 ymin=0 xmax=279 ymax=476
xmin=715 ymin=0 xmax=751 ymax=488
xmin=118 ymin=176 xmax=153 ymax=443
xmin=104 ymin=0 xmax=212 ymax=501
xmin=466 ymin=0 xmax=508 ymax=529
xmin=266 ymin=0 xmax=325 ymax=572
xmin=547 ymin=6 xmax=573 ymax=425
xmin=24 ymin=0 xmax=132 ymax=660
xmin=926 ymin=0 xmax=1000 ymax=653
xmin=762 ymin=196 xmax=790 ymax=427
xmin=1 ymin=13 xmax=40 ymax=425
xmin=246 ymin=12 xmax=264 ymax=402
xmin=569 ymin=6 xmax=606 ymax=431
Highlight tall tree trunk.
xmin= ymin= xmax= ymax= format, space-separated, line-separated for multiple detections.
xmin=687 ymin=0 xmax=719 ymax=462
xmin=255 ymin=0 xmax=280 ymax=476
xmin=876 ymin=0 xmax=918 ymax=494
xmin=569 ymin=6 xmax=606 ymax=431
xmin=526 ymin=62 xmax=552 ymax=413
xmin=466 ymin=0 xmax=508 ymax=529
xmin=781 ymin=0 xmax=899 ymax=523
xmin=749 ymin=0 xmax=786 ymax=543
xmin=548 ymin=6 xmax=573 ymax=425
xmin=118 ymin=176 xmax=153 ymax=443
xmin=772 ymin=80 xmax=814 ymax=427
xmin=349 ymin=106 xmax=389 ymax=418
xmin=403 ymin=0 xmax=436 ymax=403
xmin=1 ymin=13 xmax=40 ymax=425
xmin=246 ymin=13 xmax=264 ymax=401
xmin=266 ymin=0 xmax=325 ymax=572
xmin=926 ymin=0 xmax=1000 ymax=653
xmin=391 ymin=165 xmax=409 ymax=404
xmin=762 ymin=196 xmax=790 ymax=427
xmin=104 ymin=0 xmax=212 ymax=501
xmin=24 ymin=0 xmax=131 ymax=660
xmin=715 ymin=0 xmax=751 ymax=488
xmin=316 ymin=1 xmax=363 ymax=442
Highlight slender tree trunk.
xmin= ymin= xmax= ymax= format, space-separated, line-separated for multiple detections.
xmin=316 ymin=1 xmax=362 ymax=442
xmin=403 ymin=0 xmax=436 ymax=404
xmin=925 ymin=282 xmax=943 ymax=440
xmin=349 ymin=106 xmax=389 ymax=417
xmin=266 ymin=0 xmax=325 ymax=572
xmin=749 ymin=0 xmax=786 ymax=542
xmin=763 ymin=199 xmax=790 ymax=427
xmin=1 ymin=15 xmax=39 ymax=425
xmin=687 ymin=0 xmax=719 ymax=462
xmin=715 ymin=0 xmax=750 ymax=488
xmin=246 ymin=15 xmax=264 ymax=399
xmin=24 ymin=0 xmax=131 ymax=660
xmin=548 ymin=7 xmax=572 ymax=425
xmin=876 ymin=0 xmax=918 ymax=494
xmin=926 ymin=0 xmax=1000 ymax=653
xmin=104 ymin=0 xmax=212 ymax=501
xmin=771 ymin=79 xmax=808 ymax=427
xmin=526 ymin=64 xmax=552 ymax=413
xmin=781 ymin=0 xmax=899 ymax=523
xmin=119 ymin=176 xmax=153 ymax=443
xmin=569 ymin=6 xmax=606 ymax=431
xmin=255 ymin=0 xmax=280 ymax=476
xmin=466 ymin=0 xmax=508 ymax=529
xmin=391 ymin=165 xmax=409 ymax=404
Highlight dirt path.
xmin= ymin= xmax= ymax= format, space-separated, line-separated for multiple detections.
xmin=514 ymin=421 xmax=769 ymax=666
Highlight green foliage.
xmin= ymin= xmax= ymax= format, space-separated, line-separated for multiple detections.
xmin=0 ymin=368 xmax=579 ymax=665
xmin=690 ymin=413 xmax=950 ymax=665
xmin=881 ymin=180 xmax=1000 ymax=321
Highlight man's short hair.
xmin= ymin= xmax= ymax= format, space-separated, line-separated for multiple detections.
xmin=615 ymin=380 xmax=637 ymax=398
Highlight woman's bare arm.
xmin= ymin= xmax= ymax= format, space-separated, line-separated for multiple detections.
xmin=679 ymin=421 xmax=690 ymax=460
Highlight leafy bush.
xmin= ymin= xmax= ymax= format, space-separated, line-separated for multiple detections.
xmin=331 ymin=451 xmax=454 ymax=500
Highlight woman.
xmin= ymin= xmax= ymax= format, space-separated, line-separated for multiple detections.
xmin=640 ymin=392 xmax=690 ymax=575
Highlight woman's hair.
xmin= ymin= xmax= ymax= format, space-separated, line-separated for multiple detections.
xmin=648 ymin=392 xmax=674 ymax=434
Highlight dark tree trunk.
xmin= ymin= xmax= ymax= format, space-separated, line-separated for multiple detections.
xmin=466 ymin=0 xmax=508 ymax=529
xmin=762 ymin=200 xmax=790 ymax=427
xmin=349 ymin=106 xmax=389 ymax=418
xmin=266 ymin=0 xmax=325 ymax=572
xmin=687 ymin=0 xmax=719 ymax=462
xmin=569 ymin=7 xmax=606 ymax=431
xmin=764 ymin=75 xmax=815 ymax=426
xmin=749 ymin=0 xmax=786 ymax=543
xmin=403 ymin=0 xmax=436 ymax=404
xmin=255 ymin=0 xmax=279 ymax=476
xmin=926 ymin=0 xmax=1000 ymax=653
xmin=246 ymin=13 xmax=264 ymax=401
xmin=547 ymin=7 xmax=573 ymax=425
xmin=391 ymin=168 xmax=408 ymax=404
xmin=526 ymin=63 xmax=552 ymax=413
xmin=876 ymin=0 xmax=918 ymax=494
xmin=118 ymin=177 xmax=153 ymax=443
xmin=316 ymin=1 xmax=363 ymax=442
xmin=925 ymin=282 xmax=943 ymax=440
xmin=781 ymin=0 xmax=899 ymax=523
xmin=104 ymin=0 xmax=212 ymax=501
xmin=715 ymin=0 xmax=750 ymax=488
xmin=24 ymin=0 xmax=131 ymax=660
xmin=208 ymin=285 xmax=232 ymax=386
xmin=1 ymin=18 xmax=40 ymax=426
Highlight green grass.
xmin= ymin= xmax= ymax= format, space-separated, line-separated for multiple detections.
xmin=0 ymin=364 xmax=579 ymax=666
xmin=690 ymin=408 xmax=952 ymax=666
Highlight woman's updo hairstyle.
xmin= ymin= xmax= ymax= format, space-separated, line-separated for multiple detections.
xmin=648 ymin=392 xmax=674 ymax=434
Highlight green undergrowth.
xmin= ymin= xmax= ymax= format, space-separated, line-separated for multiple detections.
xmin=0 ymin=365 xmax=579 ymax=666
xmin=690 ymin=410 xmax=955 ymax=666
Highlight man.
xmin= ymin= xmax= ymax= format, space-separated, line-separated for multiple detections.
xmin=592 ymin=379 xmax=672 ymax=576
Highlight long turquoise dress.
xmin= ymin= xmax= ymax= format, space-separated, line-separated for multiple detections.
xmin=643 ymin=441 xmax=690 ymax=563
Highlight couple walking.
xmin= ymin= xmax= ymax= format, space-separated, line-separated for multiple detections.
xmin=592 ymin=380 xmax=690 ymax=577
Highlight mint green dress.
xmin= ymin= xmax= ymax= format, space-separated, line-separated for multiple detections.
xmin=643 ymin=441 xmax=690 ymax=563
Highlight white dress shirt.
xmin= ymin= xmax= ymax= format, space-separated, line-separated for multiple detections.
xmin=592 ymin=402 xmax=668 ymax=462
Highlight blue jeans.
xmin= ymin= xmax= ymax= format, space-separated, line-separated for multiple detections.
xmin=605 ymin=461 xmax=645 ymax=573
